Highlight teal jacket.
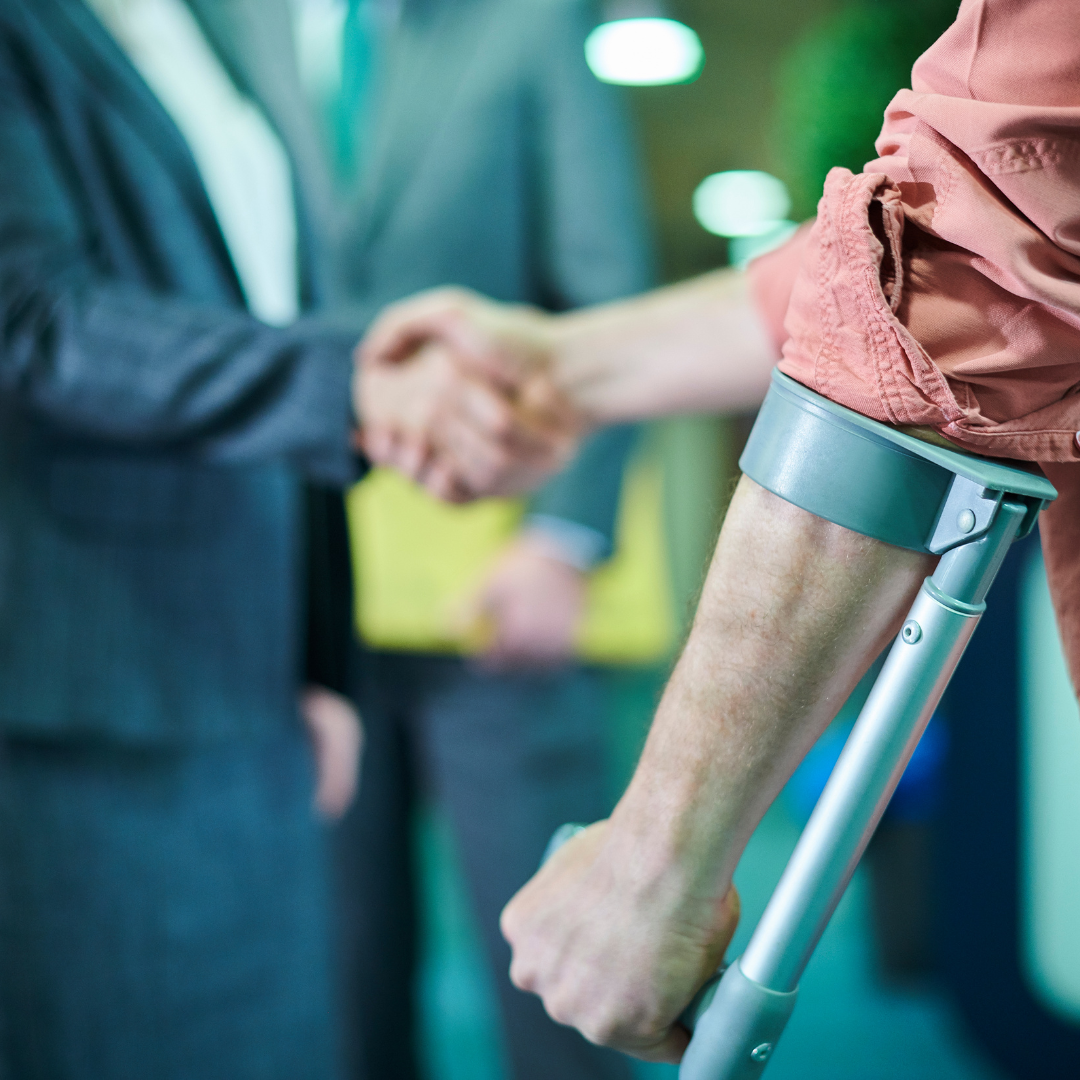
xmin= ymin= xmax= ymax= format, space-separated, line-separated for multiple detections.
xmin=0 ymin=0 xmax=360 ymax=741
xmin=325 ymin=0 xmax=656 ymax=555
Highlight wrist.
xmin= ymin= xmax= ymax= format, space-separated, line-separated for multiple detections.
xmin=601 ymin=788 xmax=737 ymax=935
xmin=546 ymin=312 xmax=610 ymax=426
xmin=607 ymin=782 xmax=738 ymax=904
xmin=605 ymin=675 xmax=746 ymax=902
xmin=521 ymin=515 xmax=608 ymax=572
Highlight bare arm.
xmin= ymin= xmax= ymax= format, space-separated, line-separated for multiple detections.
xmin=356 ymin=270 xmax=776 ymax=497
xmin=500 ymin=475 xmax=934 ymax=1062
xmin=547 ymin=270 xmax=775 ymax=424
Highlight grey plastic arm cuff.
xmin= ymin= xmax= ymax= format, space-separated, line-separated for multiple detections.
xmin=740 ymin=371 xmax=1056 ymax=554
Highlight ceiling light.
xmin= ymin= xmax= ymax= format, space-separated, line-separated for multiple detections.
xmin=692 ymin=171 xmax=792 ymax=237
xmin=585 ymin=18 xmax=704 ymax=86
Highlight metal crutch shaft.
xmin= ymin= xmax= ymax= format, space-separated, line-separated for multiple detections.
xmin=678 ymin=500 xmax=1026 ymax=1079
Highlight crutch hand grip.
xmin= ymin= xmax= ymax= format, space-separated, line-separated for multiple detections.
xmin=679 ymin=962 xmax=797 ymax=1079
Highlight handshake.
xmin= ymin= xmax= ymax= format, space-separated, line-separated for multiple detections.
xmin=354 ymin=288 xmax=588 ymax=502
xmin=352 ymin=269 xmax=777 ymax=501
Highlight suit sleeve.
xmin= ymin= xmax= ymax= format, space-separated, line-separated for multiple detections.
xmin=523 ymin=0 xmax=657 ymax=556
xmin=0 ymin=31 xmax=356 ymax=485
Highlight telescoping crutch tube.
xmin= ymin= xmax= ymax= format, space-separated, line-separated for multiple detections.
xmin=547 ymin=371 xmax=1058 ymax=1080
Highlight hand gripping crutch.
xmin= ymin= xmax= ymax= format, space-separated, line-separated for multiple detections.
xmin=547 ymin=371 xmax=1057 ymax=1080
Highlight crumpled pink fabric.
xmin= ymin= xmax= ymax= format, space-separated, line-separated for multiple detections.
xmin=749 ymin=0 xmax=1080 ymax=691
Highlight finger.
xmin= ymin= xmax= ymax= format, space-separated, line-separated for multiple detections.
xmin=359 ymin=425 xmax=399 ymax=464
xmin=476 ymin=618 xmax=560 ymax=671
xmin=452 ymin=379 xmax=572 ymax=461
xmin=517 ymin=372 xmax=582 ymax=433
xmin=709 ymin=886 xmax=741 ymax=964
xmin=417 ymin=459 xmax=473 ymax=503
xmin=475 ymin=623 xmax=519 ymax=671
xmin=451 ymin=574 xmax=495 ymax=639
xmin=397 ymin=435 xmax=434 ymax=480
xmin=359 ymin=289 xmax=475 ymax=365
xmin=437 ymin=412 xmax=517 ymax=495
xmin=557 ymin=996 xmax=691 ymax=1064
xmin=440 ymin=385 xmax=569 ymax=487
xmin=626 ymin=1027 xmax=690 ymax=1065
xmin=300 ymin=688 xmax=365 ymax=820
xmin=449 ymin=377 xmax=520 ymax=442
xmin=314 ymin=724 xmax=361 ymax=820
xmin=507 ymin=945 xmax=539 ymax=994
xmin=365 ymin=421 xmax=433 ymax=480
xmin=362 ymin=293 xmax=520 ymax=390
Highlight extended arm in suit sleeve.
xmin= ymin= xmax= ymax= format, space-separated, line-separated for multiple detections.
xmin=0 ymin=38 xmax=356 ymax=484
xmin=522 ymin=0 xmax=656 ymax=555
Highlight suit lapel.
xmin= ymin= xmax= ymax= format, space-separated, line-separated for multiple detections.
xmin=41 ymin=0 xmax=223 ymax=238
xmin=44 ymin=0 xmax=335 ymax=306
xmin=352 ymin=0 xmax=493 ymax=251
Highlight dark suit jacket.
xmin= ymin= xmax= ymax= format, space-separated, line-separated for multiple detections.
xmin=328 ymin=0 xmax=655 ymax=549
xmin=0 ymin=0 xmax=357 ymax=743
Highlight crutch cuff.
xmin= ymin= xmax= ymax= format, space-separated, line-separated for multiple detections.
xmin=740 ymin=371 xmax=1056 ymax=553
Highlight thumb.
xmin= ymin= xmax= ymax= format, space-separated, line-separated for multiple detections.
xmin=450 ymin=571 xmax=501 ymax=650
xmin=701 ymin=887 xmax=741 ymax=978
xmin=361 ymin=296 xmax=523 ymax=393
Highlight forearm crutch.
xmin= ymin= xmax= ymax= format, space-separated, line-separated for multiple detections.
xmin=548 ymin=371 xmax=1057 ymax=1080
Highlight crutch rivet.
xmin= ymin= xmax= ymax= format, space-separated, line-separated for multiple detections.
xmin=902 ymin=620 xmax=922 ymax=644
xmin=956 ymin=509 xmax=977 ymax=533
xmin=750 ymin=1043 xmax=774 ymax=1062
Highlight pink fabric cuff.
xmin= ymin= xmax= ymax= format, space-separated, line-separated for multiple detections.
xmin=775 ymin=168 xmax=1080 ymax=464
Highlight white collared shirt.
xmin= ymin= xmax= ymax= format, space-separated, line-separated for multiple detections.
xmin=87 ymin=0 xmax=300 ymax=326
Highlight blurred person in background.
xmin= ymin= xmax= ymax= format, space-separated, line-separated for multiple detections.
xmin=0 ymin=0 xmax=547 ymax=1075
xmin=289 ymin=2 xmax=658 ymax=1078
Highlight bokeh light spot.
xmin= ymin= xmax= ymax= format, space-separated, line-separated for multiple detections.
xmin=692 ymin=170 xmax=792 ymax=238
xmin=585 ymin=18 xmax=704 ymax=86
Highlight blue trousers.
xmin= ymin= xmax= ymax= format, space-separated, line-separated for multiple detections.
xmin=336 ymin=651 xmax=633 ymax=1080
xmin=0 ymin=728 xmax=338 ymax=1080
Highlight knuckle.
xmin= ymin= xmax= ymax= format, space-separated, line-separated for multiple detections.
xmin=571 ymin=994 xmax=670 ymax=1050
xmin=499 ymin=904 xmax=520 ymax=944
xmin=567 ymin=1003 xmax=623 ymax=1048
xmin=578 ymin=1018 xmax=618 ymax=1048
xmin=542 ymin=987 xmax=580 ymax=1030
xmin=507 ymin=955 xmax=535 ymax=993
xmin=487 ymin=406 xmax=516 ymax=440
xmin=470 ymin=457 xmax=503 ymax=493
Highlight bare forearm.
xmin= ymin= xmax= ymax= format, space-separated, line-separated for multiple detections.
xmin=548 ymin=270 xmax=776 ymax=425
xmin=499 ymin=475 xmax=934 ymax=1059
xmin=608 ymin=476 xmax=934 ymax=899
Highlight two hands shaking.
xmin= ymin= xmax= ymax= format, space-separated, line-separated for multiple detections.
xmin=353 ymin=287 xmax=588 ymax=502
xmin=352 ymin=269 xmax=775 ymax=502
